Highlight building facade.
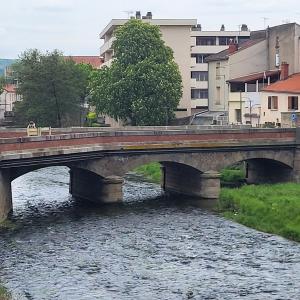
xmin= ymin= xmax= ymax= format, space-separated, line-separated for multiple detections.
xmin=206 ymin=23 xmax=300 ymax=125
xmin=261 ymin=71 xmax=300 ymax=127
xmin=99 ymin=12 xmax=250 ymax=124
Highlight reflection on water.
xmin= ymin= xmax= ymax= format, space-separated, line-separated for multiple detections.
xmin=0 ymin=167 xmax=299 ymax=300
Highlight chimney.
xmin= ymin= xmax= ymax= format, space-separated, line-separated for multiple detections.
xmin=136 ymin=11 xmax=141 ymax=19
xmin=146 ymin=11 xmax=152 ymax=19
xmin=241 ymin=24 xmax=248 ymax=31
xmin=280 ymin=62 xmax=289 ymax=80
xmin=220 ymin=24 xmax=225 ymax=31
xmin=228 ymin=39 xmax=238 ymax=54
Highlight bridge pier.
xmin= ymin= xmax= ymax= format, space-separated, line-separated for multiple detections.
xmin=70 ymin=168 xmax=124 ymax=204
xmin=162 ymin=163 xmax=220 ymax=199
xmin=292 ymin=148 xmax=300 ymax=183
xmin=0 ymin=169 xmax=12 ymax=222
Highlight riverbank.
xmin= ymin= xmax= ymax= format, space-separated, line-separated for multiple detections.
xmin=0 ymin=284 xmax=11 ymax=300
xmin=134 ymin=163 xmax=300 ymax=242
xmin=219 ymin=184 xmax=300 ymax=242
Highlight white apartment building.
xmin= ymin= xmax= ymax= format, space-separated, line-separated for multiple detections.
xmin=190 ymin=24 xmax=250 ymax=114
xmin=99 ymin=12 xmax=250 ymax=122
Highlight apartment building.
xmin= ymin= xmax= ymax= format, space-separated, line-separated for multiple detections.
xmin=190 ymin=24 xmax=250 ymax=114
xmin=99 ymin=12 xmax=250 ymax=124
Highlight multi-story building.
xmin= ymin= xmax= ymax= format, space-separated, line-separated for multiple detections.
xmin=190 ymin=24 xmax=250 ymax=114
xmin=206 ymin=23 xmax=300 ymax=126
xmin=99 ymin=12 xmax=250 ymax=125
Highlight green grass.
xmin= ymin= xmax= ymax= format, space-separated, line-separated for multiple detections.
xmin=0 ymin=284 xmax=11 ymax=300
xmin=0 ymin=220 xmax=17 ymax=232
xmin=218 ymin=183 xmax=300 ymax=242
xmin=134 ymin=162 xmax=161 ymax=184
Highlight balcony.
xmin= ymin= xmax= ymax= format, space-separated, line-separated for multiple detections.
xmin=100 ymin=37 xmax=115 ymax=56
xmin=191 ymin=79 xmax=208 ymax=89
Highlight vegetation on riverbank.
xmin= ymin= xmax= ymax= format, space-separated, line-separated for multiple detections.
xmin=134 ymin=163 xmax=300 ymax=242
xmin=134 ymin=162 xmax=246 ymax=185
xmin=0 ymin=284 xmax=11 ymax=300
xmin=0 ymin=220 xmax=17 ymax=232
xmin=218 ymin=183 xmax=300 ymax=242
xmin=134 ymin=162 xmax=161 ymax=183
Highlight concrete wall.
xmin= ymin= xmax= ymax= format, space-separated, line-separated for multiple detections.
xmin=267 ymin=23 xmax=300 ymax=74
xmin=228 ymin=40 xmax=268 ymax=79
xmin=208 ymin=59 xmax=229 ymax=111
xmin=160 ymin=25 xmax=193 ymax=116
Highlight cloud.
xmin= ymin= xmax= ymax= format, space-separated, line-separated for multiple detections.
xmin=31 ymin=0 xmax=73 ymax=13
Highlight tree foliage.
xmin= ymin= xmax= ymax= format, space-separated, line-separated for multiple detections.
xmin=13 ymin=49 xmax=92 ymax=127
xmin=89 ymin=19 xmax=182 ymax=126
xmin=0 ymin=76 xmax=5 ymax=94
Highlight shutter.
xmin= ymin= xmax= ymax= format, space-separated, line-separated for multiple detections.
xmin=268 ymin=96 xmax=271 ymax=109
xmin=288 ymin=97 xmax=292 ymax=110
xmin=295 ymin=97 xmax=298 ymax=110
xmin=274 ymin=97 xmax=278 ymax=110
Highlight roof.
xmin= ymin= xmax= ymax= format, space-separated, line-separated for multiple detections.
xmin=228 ymin=70 xmax=280 ymax=83
xmin=66 ymin=56 xmax=102 ymax=68
xmin=3 ymin=84 xmax=16 ymax=93
xmin=99 ymin=19 xmax=197 ymax=39
xmin=205 ymin=38 xmax=265 ymax=62
xmin=262 ymin=73 xmax=300 ymax=94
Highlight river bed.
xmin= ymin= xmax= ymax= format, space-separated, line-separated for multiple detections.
xmin=0 ymin=167 xmax=299 ymax=299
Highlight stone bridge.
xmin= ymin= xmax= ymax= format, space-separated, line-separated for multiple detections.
xmin=0 ymin=126 xmax=299 ymax=221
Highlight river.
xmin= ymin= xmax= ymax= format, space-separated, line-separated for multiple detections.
xmin=0 ymin=167 xmax=299 ymax=300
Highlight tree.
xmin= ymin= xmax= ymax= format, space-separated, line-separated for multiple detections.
xmin=0 ymin=76 xmax=5 ymax=94
xmin=13 ymin=49 xmax=92 ymax=127
xmin=89 ymin=19 xmax=182 ymax=126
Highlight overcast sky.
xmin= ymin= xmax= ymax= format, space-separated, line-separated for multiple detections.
xmin=1 ymin=0 xmax=300 ymax=58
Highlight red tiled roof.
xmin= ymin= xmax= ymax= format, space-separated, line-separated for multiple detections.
xmin=65 ymin=56 xmax=102 ymax=68
xmin=3 ymin=84 xmax=16 ymax=93
xmin=228 ymin=70 xmax=280 ymax=83
xmin=262 ymin=73 xmax=300 ymax=94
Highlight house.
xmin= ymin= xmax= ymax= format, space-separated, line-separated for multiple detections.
xmin=65 ymin=56 xmax=103 ymax=69
xmin=0 ymin=83 xmax=21 ymax=123
xmin=261 ymin=64 xmax=300 ymax=127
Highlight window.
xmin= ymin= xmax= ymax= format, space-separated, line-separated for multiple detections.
xmin=191 ymin=71 xmax=208 ymax=81
xmin=191 ymin=53 xmax=210 ymax=63
xmin=196 ymin=36 xmax=216 ymax=46
xmin=288 ymin=96 xmax=298 ymax=110
xmin=191 ymin=89 xmax=208 ymax=99
xmin=235 ymin=109 xmax=242 ymax=123
xmin=216 ymin=87 xmax=221 ymax=105
xmin=268 ymin=96 xmax=278 ymax=110
xmin=219 ymin=36 xmax=235 ymax=45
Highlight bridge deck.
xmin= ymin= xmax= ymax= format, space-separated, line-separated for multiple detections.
xmin=0 ymin=128 xmax=296 ymax=164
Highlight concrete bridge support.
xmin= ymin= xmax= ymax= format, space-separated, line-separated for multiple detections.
xmin=246 ymin=159 xmax=293 ymax=184
xmin=292 ymin=148 xmax=300 ymax=183
xmin=70 ymin=168 xmax=124 ymax=204
xmin=161 ymin=162 xmax=220 ymax=199
xmin=0 ymin=169 xmax=12 ymax=222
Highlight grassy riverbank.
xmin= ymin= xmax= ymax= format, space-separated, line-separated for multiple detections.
xmin=219 ymin=183 xmax=300 ymax=242
xmin=0 ymin=284 xmax=11 ymax=300
xmin=134 ymin=162 xmax=161 ymax=184
xmin=134 ymin=163 xmax=300 ymax=242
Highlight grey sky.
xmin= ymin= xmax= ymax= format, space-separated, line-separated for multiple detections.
xmin=1 ymin=0 xmax=299 ymax=58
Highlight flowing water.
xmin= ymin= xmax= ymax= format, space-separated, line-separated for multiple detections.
xmin=0 ymin=167 xmax=299 ymax=300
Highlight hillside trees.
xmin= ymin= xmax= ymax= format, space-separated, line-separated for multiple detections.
xmin=89 ymin=19 xmax=182 ymax=126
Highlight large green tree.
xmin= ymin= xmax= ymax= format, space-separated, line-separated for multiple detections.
xmin=13 ymin=49 xmax=92 ymax=127
xmin=89 ymin=19 xmax=182 ymax=126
